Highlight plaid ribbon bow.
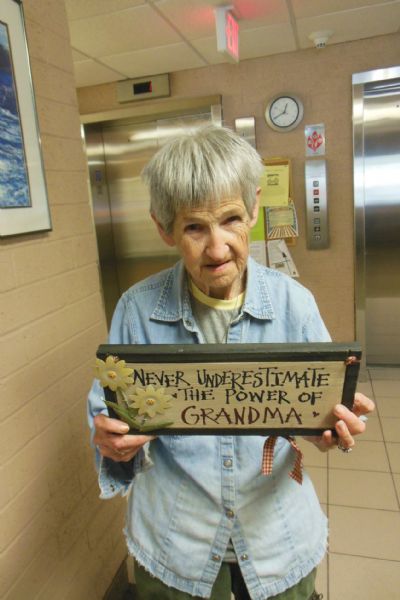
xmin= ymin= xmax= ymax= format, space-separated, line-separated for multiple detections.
xmin=262 ymin=436 xmax=304 ymax=484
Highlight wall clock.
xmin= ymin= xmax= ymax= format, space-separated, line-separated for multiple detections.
xmin=265 ymin=94 xmax=304 ymax=132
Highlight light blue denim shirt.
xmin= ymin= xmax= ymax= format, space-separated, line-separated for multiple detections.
xmin=88 ymin=257 xmax=331 ymax=600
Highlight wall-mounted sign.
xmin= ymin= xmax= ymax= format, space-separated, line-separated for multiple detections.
xmin=117 ymin=74 xmax=170 ymax=103
xmin=260 ymin=163 xmax=290 ymax=207
xmin=305 ymin=123 xmax=326 ymax=157
xmin=96 ymin=343 xmax=361 ymax=436
xmin=267 ymin=240 xmax=299 ymax=278
xmin=215 ymin=6 xmax=239 ymax=62
xmin=266 ymin=201 xmax=298 ymax=240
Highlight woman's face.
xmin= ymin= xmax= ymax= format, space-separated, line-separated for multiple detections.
xmin=155 ymin=195 xmax=259 ymax=299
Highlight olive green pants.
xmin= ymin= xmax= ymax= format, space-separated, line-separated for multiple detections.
xmin=134 ymin=561 xmax=317 ymax=600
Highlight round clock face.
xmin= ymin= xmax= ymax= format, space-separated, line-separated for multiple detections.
xmin=265 ymin=95 xmax=304 ymax=132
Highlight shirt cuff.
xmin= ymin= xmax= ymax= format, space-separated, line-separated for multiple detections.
xmin=98 ymin=442 xmax=154 ymax=498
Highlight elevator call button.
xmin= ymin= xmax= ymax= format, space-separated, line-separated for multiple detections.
xmin=305 ymin=159 xmax=328 ymax=249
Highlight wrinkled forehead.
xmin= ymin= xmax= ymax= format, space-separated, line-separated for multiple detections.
xmin=174 ymin=196 xmax=247 ymax=223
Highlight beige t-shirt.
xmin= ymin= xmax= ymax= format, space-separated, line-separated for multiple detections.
xmin=189 ymin=279 xmax=244 ymax=344
xmin=189 ymin=279 xmax=244 ymax=563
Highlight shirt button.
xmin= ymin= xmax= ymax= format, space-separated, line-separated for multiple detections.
xmin=212 ymin=554 xmax=221 ymax=562
xmin=225 ymin=509 xmax=235 ymax=519
xmin=223 ymin=459 xmax=233 ymax=468
xmin=240 ymin=554 xmax=248 ymax=561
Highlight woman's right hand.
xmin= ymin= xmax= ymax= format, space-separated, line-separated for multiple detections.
xmin=93 ymin=414 xmax=155 ymax=462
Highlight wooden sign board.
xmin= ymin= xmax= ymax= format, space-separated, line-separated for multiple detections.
xmin=96 ymin=343 xmax=361 ymax=436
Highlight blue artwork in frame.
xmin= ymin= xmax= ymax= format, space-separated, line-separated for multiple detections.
xmin=0 ymin=20 xmax=31 ymax=208
xmin=0 ymin=0 xmax=51 ymax=237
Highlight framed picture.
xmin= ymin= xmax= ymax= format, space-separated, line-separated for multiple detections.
xmin=95 ymin=342 xmax=362 ymax=436
xmin=0 ymin=0 xmax=51 ymax=237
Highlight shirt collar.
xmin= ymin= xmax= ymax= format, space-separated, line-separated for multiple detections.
xmin=151 ymin=257 xmax=275 ymax=322
xmin=242 ymin=257 xmax=275 ymax=320
xmin=151 ymin=260 xmax=189 ymax=322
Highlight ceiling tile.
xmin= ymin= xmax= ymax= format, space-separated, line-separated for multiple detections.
xmin=65 ymin=0 xmax=147 ymax=21
xmin=236 ymin=0 xmax=290 ymax=29
xmin=67 ymin=0 xmax=400 ymax=88
xmin=297 ymin=2 xmax=400 ymax=48
xmin=154 ymin=0 xmax=289 ymax=41
xmin=152 ymin=0 xmax=219 ymax=40
xmin=73 ymin=60 xmax=124 ymax=88
xmin=189 ymin=37 xmax=230 ymax=65
xmin=240 ymin=23 xmax=297 ymax=59
xmin=192 ymin=22 xmax=297 ymax=64
xmin=291 ymin=0 xmax=397 ymax=19
xmin=68 ymin=4 xmax=181 ymax=57
xmin=101 ymin=43 xmax=207 ymax=79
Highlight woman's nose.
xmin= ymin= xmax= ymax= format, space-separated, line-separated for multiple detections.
xmin=205 ymin=229 xmax=228 ymax=261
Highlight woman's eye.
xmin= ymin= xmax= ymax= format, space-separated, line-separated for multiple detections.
xmin=185 ymin=223 xmax=202 ymax=232
xmin=225 ymin=215 xmax=241 ymax=224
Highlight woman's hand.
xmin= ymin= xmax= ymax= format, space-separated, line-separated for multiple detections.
xmin=93 ymin=414 xmax=155 ymax=462
xmin=304 ymin=392 xmax=375 ymax=452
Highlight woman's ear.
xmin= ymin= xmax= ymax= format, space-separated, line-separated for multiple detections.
xmin=249 ymin=188 xmax=261 ymax=227
xmin=151 ymin=214 xmax=176 ymax=247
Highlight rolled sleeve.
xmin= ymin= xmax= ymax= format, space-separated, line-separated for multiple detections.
xmin=98 ymin=446 xmax=153 ymax=498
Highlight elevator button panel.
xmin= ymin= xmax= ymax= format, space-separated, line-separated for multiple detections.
xmin=305 ymin=159 xmax=329 ymax=249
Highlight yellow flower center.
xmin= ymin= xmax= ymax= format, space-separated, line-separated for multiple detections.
xmin=146 ymin=398 xmax=156 ymax=406
xmin=107 ymin=370 xmax=117 ymax=379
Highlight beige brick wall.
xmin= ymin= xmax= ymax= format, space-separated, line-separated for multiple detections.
xmin=78 ymin=32 xmax=400 ymax=342
xmin=0 ymin=1 xmax=126 ymax=599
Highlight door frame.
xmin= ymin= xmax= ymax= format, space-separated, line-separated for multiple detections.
xmin=352 ymin=65 xmax=400 ymax=371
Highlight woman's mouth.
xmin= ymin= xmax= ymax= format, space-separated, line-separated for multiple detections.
xmin=204 ymin=260 xmax=230 ymax=273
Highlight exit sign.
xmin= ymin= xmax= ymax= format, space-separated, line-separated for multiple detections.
xmin=215 ymin=6 xmax=239 ymax=62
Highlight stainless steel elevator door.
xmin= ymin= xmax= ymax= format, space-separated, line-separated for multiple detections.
xmin=363 ymin=79 xmax=400 ymax=365
xmin=88 ymin=112 xmax=213 ymax=324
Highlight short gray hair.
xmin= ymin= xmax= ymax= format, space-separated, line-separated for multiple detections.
xmin=141 ymin=125 xmax=264 ymax=233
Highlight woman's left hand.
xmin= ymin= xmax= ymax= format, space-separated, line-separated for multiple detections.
xmin=305 ymin=392 xmax=375 ymax=452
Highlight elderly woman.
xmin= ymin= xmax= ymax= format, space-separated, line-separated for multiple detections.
xmin=89 ymin=126 xmax=373 ymax=600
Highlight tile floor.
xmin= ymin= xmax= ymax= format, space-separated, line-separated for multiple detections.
xmin=302 ymin=367 xmax=400 ymax=600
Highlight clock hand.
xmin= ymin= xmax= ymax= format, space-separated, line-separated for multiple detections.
xmin=274 ymin=103 xmax=289 ymax=119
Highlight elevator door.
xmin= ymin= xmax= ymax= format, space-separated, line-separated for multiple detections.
xmin=361 ymin=76 xmax=400 ymax=365
xmin=86 ymin=112 xmax=213 ymax=325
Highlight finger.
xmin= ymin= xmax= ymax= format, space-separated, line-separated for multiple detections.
xmin=304 ymin=430 xmax=336 ymax=452
xmin=97 ymin=445 xmax=138 ymax=462
xmin=94 ymin=414 xmax=130 ymax=435
xmin=335 ymin=419 xmax=355 ymax=449
xmin=113 ymin=434 xmax=156 ymax=454
xmin=318 ymin=430 xmax=336 ymax=452
xmin=99 ymin=435 xmax=155 ymax=462
xmin=320 ymin=430 xmax=336 ymax=449
xmin=333 ymin=404 xmax=366 ymax=435
xmin=352 ymin=392 xmax=375 ymax=416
